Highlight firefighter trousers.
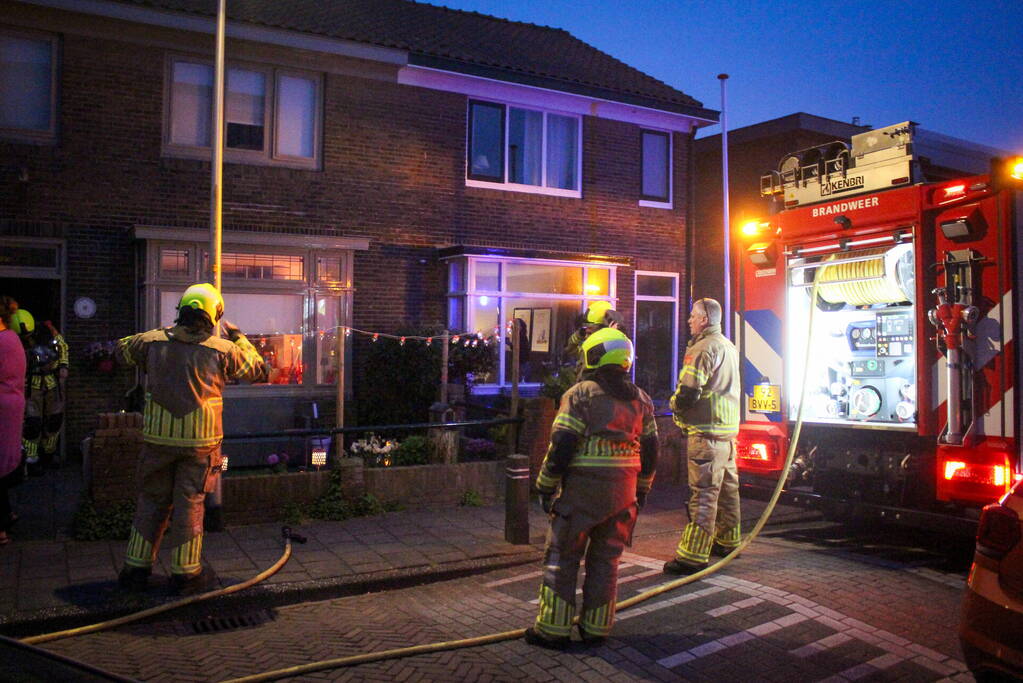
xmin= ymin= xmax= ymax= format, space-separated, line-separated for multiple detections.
xmin=23 ymin=382 xmax=64 ymax=467
xmin=124 ymin=442 xmax=222 ymax=576
xmin=535 ymin=503 xmax=637 ymax=639
xmin=675 ymin=434 xmax=740 ymax=565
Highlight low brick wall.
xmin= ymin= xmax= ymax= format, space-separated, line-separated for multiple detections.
xmin=87 ymin=414 xmax=506 ymax=524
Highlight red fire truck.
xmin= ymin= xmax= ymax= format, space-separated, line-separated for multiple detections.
xmin=735 ymin=122 xmax=1022 ymax=533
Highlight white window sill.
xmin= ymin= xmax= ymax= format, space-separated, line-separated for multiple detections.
xmin=639 ymin=199 xmax=673 ymax=210
xmin=466 ymin=178 xmax=581 ymax=199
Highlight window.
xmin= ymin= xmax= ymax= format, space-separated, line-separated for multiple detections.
xmin=446 ymin=256 xmax=616 ymax=388
xmin=640 ymin=130 xmax=671 ymax=206
xmin=634 ymin=272 xmax=678 ymax=400
xmin=0 ymin=30 xmax=57 ymax=142
xmin=467 ymin=100 xmax=581 ymax=197
xmin=166 ymin=57 xmax=321 ymax=168
xmin=148 ymin=242 xmax=351 ymax=388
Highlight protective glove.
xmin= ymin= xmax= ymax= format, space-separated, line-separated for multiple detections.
xmin=221 ymin=319 xmax=243 ymax=342
xmin=636 ymin=491 xmax=647 ymax=510
xmin=540 ymin=491 xmax=558 ymax=514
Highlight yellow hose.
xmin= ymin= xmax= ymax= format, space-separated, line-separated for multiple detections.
xmin=21 ymin=531 xmax=300 ymax=646
xmin=218 ymin=278 xmax=824 ymax=683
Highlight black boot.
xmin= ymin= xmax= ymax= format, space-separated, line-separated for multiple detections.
xmin=663 ymin=558 xmax=707 ymax=575
xmin=524 ymin=626 xmax=570 ymax=650
xmin=117 ymin=566 xmax=151 ymax=592
xmin=577 ymin=624 xmax=607 ymax=646
xmin=170 ymin=568 xmax=219 ymax=596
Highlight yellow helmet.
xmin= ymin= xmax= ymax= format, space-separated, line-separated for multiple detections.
xmin=582 ymin=327 xmax=634 ymax=371
xmin=585 ymin=300 xmax=613 ymax=325
xmin=10 ymin=308 xmax=34 ymax=336
xmin=177 ymin=283 xmax=224 ymax=324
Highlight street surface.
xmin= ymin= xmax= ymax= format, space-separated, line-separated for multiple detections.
xmin=34 ymin=499 xmax=976 ymax=682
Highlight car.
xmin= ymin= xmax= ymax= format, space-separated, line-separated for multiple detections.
xmin=960 ymin=476 xmax=1023 ymax=680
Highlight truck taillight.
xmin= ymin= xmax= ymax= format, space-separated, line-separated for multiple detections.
xmin=943 ymin=460 xmax=1011 ymax=488
xmin=976 ymin=503 xmax=1021 ymax=559
xmin=937 ymin=445 xmax=1015 ymax=505
xmin=737 ymin=435 xmax=781 ymax=470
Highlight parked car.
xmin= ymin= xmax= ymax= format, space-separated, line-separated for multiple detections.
xmin=960 ymin=477 xmax=1023 ymax=680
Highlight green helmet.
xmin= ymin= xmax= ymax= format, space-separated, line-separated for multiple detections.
xmin=10 ymin=308 xmax=34 ymax=336
xmin=582 ymin=327 xmax=634 ymax=371
xmin=177 ymin=283 xmax=224 ymax=324
xmin=585 ymin=300 xmax=613 ymax=325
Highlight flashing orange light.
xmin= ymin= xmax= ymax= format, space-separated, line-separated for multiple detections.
xmin=1011 ymin=158 xmax=1023 ymax=181
xmin=740 ymin=220 xmax=768 ymax=238
xmin=944 ymin=460 xmax=1012 ymax=488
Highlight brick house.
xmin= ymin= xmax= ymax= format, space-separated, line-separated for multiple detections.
xmin=1 ymin=0 xmax=717 ymax=464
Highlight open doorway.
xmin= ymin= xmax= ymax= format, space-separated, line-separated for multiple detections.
xmin=0 ymin=278 xmax=62 ymax=329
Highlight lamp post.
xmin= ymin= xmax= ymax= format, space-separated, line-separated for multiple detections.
xmin=718 ymin=73 xmax=731 ymax=339
xmin=209 ymin=0 xmax=226 ymax=294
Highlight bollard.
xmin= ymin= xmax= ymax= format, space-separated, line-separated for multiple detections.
xmin=504 ymin=454 xmax=530 ymax=545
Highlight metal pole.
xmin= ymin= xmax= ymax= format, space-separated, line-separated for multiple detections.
xmin=336 ymin=291 xmax=349 ymax=459
xmin=718 ymin=73 xmax=731 ymax=339
xmin=507 ymin=321 xmax=520 ymax=454
xmin=209 ymin=0 xmax=226 ymax=293
xmin=440 ymin=329 xmax=449 ymax=406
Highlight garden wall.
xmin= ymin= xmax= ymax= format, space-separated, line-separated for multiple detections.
xmin=88 ymin=413 xmax=504 ymax=525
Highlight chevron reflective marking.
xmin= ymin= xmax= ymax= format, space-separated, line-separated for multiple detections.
xmin=982 ymin=388 xmax=1014 ymax=438
xmin=742 ymin=313 xmax=783 ymax=423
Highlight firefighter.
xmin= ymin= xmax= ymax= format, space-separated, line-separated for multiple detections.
xmin=526 ymin=327 xmax=658 ymax=648
xmin=117 ymin=283 xmax=268 ymax=595
xmin=11 ymin=309 xmax=68 ymax=476
xmin=664 ymin=297 xmax=742 ymax=575
xmin=563 ymin=301 xmax=625 ymax=380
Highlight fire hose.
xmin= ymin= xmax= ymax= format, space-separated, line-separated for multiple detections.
xmin=19 ymin=527 xmax=307 ymax=646
xmin=21 ymin=276 xmax=823 ymax=680
xmin=217 ymin=277 xmax=825 ymax=683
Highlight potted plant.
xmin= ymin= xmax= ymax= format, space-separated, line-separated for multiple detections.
xmin=85 ymin=340 xmax=118 ymax=373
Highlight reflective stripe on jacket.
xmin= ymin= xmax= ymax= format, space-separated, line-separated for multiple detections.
xmin=119 ymin=326 xmax=268 ymax=447
xmin=671 ymin=325 xmax=740 ymax=439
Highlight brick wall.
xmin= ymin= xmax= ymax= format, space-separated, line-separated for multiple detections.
xmin=1 ymin=5 xmax=693 ymax=454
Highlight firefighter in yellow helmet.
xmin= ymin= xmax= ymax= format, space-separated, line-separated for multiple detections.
xmin=12 ymin=308 xmax=69 ymax=476
xmin=526 ymin=328 xmax=658 ymax=648
xmin=117 ymin=283 xmax=268 ymax=595
xmin=563 ymin=301 xmax=625 ymax=380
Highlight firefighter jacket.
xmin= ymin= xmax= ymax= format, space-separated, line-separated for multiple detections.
xmin=536 ymin=378 xmax=657 ymax=532
xmin=118 ymin=326 xmax=268 ymax=447
xmin=670 ymin=324 xmax=740 ymax=440
xmin=27 ymin=332 xmax=68 ymax=393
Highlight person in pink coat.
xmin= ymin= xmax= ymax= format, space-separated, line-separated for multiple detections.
xmin=0 ymin=296 xmax=27 ymax=545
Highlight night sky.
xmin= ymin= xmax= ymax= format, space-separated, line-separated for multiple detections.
xmin=425 ymin=0 xmax=1023 ymax=152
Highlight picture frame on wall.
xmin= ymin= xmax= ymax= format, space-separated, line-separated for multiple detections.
xmin=532 ymin=308 xmax=551 ymax=352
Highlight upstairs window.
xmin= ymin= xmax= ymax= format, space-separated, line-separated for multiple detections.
xmin=0 ymin=30 xmax=57 ymax=143
xmin=165 ymin=57 xmax=321 ymax=168
xmin=640 ymin=129 xmax=671 ymax=206
xmin=467 ymin=100 xmax=581 ymax=197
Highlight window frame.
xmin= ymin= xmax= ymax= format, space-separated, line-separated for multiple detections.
xmin=144 ymin=239 xmax=352 ymax=395
xmin=447 ymin=254 xmax=617 ymax=390
xmin=632 ymin=270 xmax=679 ymax=396
xmin=465 ymin=99 xmax=583 ymax=198
xmin=639 ymin=129 xmax=672 ymax=208
xmin=162 ymin=54 xmax=322 ymax=170
xmin=0 ymin=27 xmax=59 ymax=144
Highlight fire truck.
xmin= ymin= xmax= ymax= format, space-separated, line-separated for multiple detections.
xmin=735 ymin=122 xmax=1022 ymax=533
